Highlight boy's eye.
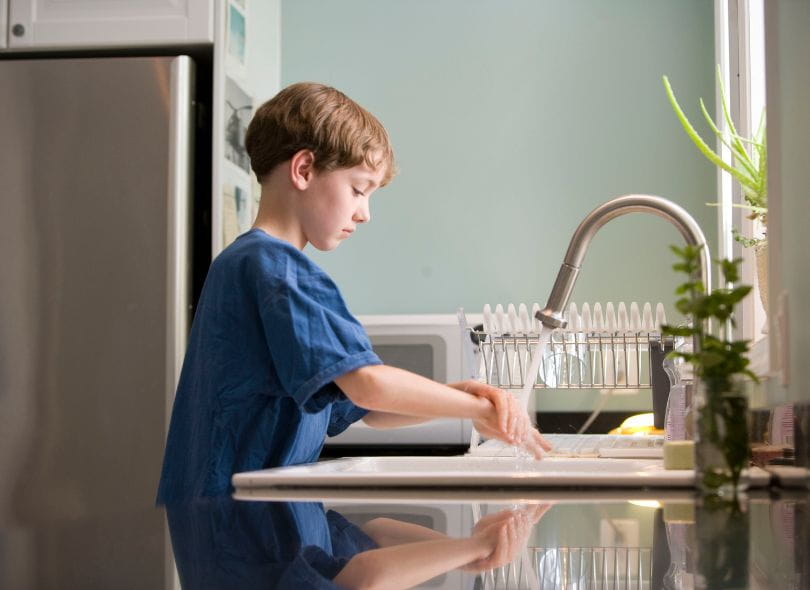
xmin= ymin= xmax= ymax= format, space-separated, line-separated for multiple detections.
xmin=352 ymin=187 xmax=365 ymax=197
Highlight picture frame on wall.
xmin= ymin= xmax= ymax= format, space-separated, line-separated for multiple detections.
xmin=222 ymin=155 xmax=254 ymax=248
xmin=221 ymin=181 xmax=240 ymax=247
xmin=226 ymin=0 xmax=247 ymax=79
xmin=223 ymin=76 xmax=253 ymax=175
xmin=222 ymin=180 xmax=252 ymax=247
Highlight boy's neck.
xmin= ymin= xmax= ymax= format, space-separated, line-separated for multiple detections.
xmin=252 ymin=181 xmax=307 ymax=251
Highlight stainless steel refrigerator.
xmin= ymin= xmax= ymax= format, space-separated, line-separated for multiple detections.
xmin=0 ymin=55 xmax=204 ymax=589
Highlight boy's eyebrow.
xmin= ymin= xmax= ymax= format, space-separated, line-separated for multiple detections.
xmin=354 ymin=176 xmax=380 ymax=192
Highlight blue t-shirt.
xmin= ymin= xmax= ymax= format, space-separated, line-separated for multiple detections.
xmin=157 ymin=229 xmax=381 ymax=502
xmin=165 ymin=498 xmax=378 ymax=589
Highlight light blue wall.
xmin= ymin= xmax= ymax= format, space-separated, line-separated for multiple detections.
xmin=281 ymin=0 xmax=717 ymax=319
xmin=245 ymin=0 xmax=280 ymax=104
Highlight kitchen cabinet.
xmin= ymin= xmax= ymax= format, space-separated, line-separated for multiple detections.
xmin=5 ymin=0 xmax=213 ymax=50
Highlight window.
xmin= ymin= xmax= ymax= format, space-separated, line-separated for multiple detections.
xmin=716 ymin=0 xmax=767 ymax=342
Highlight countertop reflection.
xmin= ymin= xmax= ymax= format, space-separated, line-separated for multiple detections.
xmin=2 ymin=489 xmax=808 ymax=589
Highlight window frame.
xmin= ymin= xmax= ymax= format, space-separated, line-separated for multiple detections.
xmin=715 ymin=0 xmax=767 ymax=343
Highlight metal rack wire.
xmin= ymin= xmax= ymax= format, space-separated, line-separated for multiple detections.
xmin=478 ymin=546 xmax=653 ymax=590
xmin=471 ymin=329 xmax=673 ymax=391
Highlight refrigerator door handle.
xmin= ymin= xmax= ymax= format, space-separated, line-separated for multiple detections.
xmin=166 ymin=55 xmax=194 ymax=422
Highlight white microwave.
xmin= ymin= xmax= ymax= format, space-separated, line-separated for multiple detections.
xmin=326 ymin=313 xmax=482 ymax=446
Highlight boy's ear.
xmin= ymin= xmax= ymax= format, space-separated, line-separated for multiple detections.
xmin=290 ymin=149 xmax=316 ymax=190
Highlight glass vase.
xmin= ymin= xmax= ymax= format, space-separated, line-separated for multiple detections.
xmin=693 ymin=380 xmax=750 ymax=496
xmin=694 ymin=494 xmax=750 ymax=589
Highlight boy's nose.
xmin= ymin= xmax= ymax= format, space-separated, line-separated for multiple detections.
xmin=354 ymin=200 xmax=371 ymax=223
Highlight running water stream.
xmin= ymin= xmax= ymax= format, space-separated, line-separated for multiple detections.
xmin=467 ymin=321 xmax=554 ymax=459
xmin=510 ymin=327 xmax=553 ymax=458
xmin=516 ymin=327 xmax=552 ymax=411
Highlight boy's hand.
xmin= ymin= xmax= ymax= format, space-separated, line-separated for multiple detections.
xmin=472 ymin=398 xmax=526 ymax=448
xmin=454 ymin=381 xmax=521 ymax=437
xmin=462 ymin=508 xmax=531 ymax=572
xmin=463 ymin=503 xmax=554 ymax=572
xmin=474 ymin=413 xmax=550 ymax=459
xmin=456 ymin=381 xmax=552 ymax=457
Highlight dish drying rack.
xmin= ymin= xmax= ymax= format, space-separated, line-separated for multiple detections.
xmin=471 ymin=504 xmax=653 ymax=590
xmin=465 ymin=302 xmax=675 ymax=391
xmin=478 ymin=545 xmax=653 ymax=590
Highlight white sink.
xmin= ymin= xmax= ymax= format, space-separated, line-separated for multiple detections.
xmin=336 ymin=456 xmax=659 ymax=475
xmin=232 ymin=455 xmax=770 ymax=490
xmin=233 ymin=456 xmax=770 ymax=489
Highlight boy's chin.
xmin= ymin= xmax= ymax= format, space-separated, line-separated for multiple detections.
xmin=310 ymin=239 xmax=340 ymax=252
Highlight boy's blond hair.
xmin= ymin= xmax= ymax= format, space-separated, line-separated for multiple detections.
xmin=245 ymin=82 xmax=396 ymax=186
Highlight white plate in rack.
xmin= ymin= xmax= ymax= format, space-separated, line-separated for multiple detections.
xmin=232 ymin=456 xmax=771 ymax=490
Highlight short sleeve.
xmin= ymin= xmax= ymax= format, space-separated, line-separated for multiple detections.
xmin=327 ymin=393 xmax=369 ymax=437
xmin=326 ymin=510 xmax=378 ymax=557
xmin=276 ymin=548 xmax=346 ymax=589
xmin=259 ymin=264 xmax=381 ymax=409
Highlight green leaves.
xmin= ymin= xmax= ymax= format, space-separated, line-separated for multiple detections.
xmin=663 ymin=67 xmax=767 ymax=240
xmin=732 ymin=228 xmax=765 ymax=248
xmin=663 ymin=245 xmax=757 ymax=385
xmin=668 ymin=246 xmax=757 ymax=495
xmin=720 ymin=257 xmax=741 ymax=283
xmin=662 ymin=324 xmax=695 ymax=337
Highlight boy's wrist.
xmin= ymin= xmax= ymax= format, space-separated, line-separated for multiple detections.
xmin=465 ymin=535 xmax=494 ymax=564
xmin=471 ymin=395 xmax=493 ymax=420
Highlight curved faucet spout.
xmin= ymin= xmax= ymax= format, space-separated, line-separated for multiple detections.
xmin=537 ymin=194 xmax=711 ymax=329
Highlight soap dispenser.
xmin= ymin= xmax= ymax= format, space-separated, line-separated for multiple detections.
xmin=663 ymin=338 xmax=694 ymax=441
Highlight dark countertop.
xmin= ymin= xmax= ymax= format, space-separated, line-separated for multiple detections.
xmin=1 ymin=487 xmax=808 ymax=589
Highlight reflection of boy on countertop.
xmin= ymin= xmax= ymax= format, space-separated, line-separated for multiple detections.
xmin=167 ymin=496 xmax=551 ymax=589
xmin=157 ymin=82 xmax=549 ymax=502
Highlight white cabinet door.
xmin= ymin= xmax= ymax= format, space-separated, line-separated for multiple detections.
xmin=7 ymin=0 xmax=213 ymax=49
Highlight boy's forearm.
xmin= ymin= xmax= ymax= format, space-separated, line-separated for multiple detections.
xmin=361 ymin=411 xmax=432 ymax=429
xmin=336 ymin=365 xmax=491 ymax=420
xmin=333 ymin=537 xmax=489 ymax=590
xmin=361 ymin=517 xmax=448 ymax=547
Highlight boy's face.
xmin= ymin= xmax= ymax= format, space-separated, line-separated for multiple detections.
xmin=298 ymin=161 xmax=385 ymax=251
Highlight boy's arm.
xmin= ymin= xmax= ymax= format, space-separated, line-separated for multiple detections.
xmin=335 ymin=365 xmax=538 ymax=452
xmin=360 ymin=517 xmax=447 ymax=546
xmin=337 ymin=365 xmax=495 ymax=420
xmin=332 ymin=536 xmax=490 ymax=590
xmin=363 ymin=381 xmax=524 ymax=429
xmin=333 ymin=507 xmax=536 ymax=589
xmin=361 ymin=411 xmax=432 ymax=429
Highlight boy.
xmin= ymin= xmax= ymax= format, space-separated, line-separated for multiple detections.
xmin=157 ymin=83 xmax=548 ymax=502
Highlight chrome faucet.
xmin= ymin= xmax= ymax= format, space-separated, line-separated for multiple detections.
xmin=536 ymin=194 xmax=711 ymax=330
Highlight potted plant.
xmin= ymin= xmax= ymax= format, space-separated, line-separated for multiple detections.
xmin=662 ymin=244 xmax=756 ymax=496
xmin=662 ymin=69 xmax=768 ymax=309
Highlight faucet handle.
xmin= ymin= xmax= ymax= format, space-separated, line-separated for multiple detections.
xmin=536 ymin=307 xmax=567 ymax=329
